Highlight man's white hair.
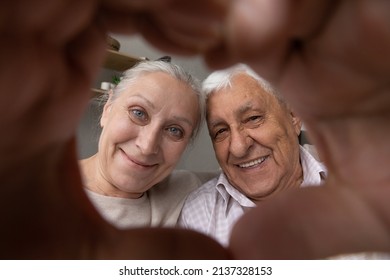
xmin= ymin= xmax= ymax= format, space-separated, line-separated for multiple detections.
xmin=202 ymin=63 xmax=283 ymax=106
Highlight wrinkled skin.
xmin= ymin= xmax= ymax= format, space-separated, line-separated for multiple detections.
xmin=1 ymin=0 xmax=390 ymax=259
xmin=212 ymin=0 xmax=390 ymax=259
xmin=138 ymin=0 xmax=390 ymax=259
xmin=0 ymin=0 xmax=229 ymax=259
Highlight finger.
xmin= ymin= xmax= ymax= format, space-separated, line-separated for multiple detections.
xmin=0 ymin=37 xmax=47 ymax=122
xmin=0 ymin=139 xmax=108 ymax=259
xmin=202 ymin=45 xmax=235 ymax=70
xmin=223 ymin=0 xmax=290 ymax=60
xmin=156 ymin=22 xmax=221 ymax=53
xmin=155 ymin=0 xmax=226 ymax=33
xmin=102 ymin=0 xmax=173 ymax=11
xmin=47 ymin=24 xmax=107 ymax=142
xmin=42 ymin=0 xmax=98 ymax=45
xmin=100 ymin=228 xmax=231 ymax=259
xmin=152 ymin=0 xmax=226 ymax=52
xmin=98 ymin=9 xmax=138 ymax=35
xmin=66 ymin=23 xmax=107 ymax=91
xmin=135 ymin=15 xmax=203 ymax=55
xmin=103 ymin=0 xmax=228 ymax=54
xmin=203 ymin=39 xmax=287 ymax=84
xmin=229 ymin=186 xmax=390 ymax=259
xmin=4 ymin=0 xmax=67 ymax=32
xmin=101 ymin=14 xmax=201 ymax=55
xmin=4 ymin=0 xmax=99 ymax=46
xmin=204 ymin=0 xmax=338 ymax=70
xmin=153 ymin=13 xmax=223 ymax=52
xmin=202 ymin=0 xmax=291 ymax=78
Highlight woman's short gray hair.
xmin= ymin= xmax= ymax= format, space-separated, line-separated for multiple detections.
xmin=202 ymin=63 xmax=284 ymax=114
xmin=101 ymin=60 xmax=204 ymax=141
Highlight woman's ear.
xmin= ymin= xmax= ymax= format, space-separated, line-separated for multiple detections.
xmin=100 ymin=90 xmax=114 ymax=128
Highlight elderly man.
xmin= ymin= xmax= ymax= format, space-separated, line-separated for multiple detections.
xmin=3 ymin=0 xmax=390 ymax=260
xmin=179 ymin=64 xmax=326 ymax=246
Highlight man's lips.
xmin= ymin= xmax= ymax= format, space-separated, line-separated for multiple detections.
xmin=235 ymin=156 xmax=268 ymax=169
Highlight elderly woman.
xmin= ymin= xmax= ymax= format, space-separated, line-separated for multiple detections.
xmin=79 ymin=60 xmax=206 ymax=228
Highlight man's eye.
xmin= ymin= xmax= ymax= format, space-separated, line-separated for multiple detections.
xmin=214 ymin=128 xmax=228 ymax=141
xmin=244 ymin=115 xmax=264 ymax=127
xmin=247 ymin=115 xmax=262 ymax=122
xmin=216 ymin=128 xmax=226 ymax=136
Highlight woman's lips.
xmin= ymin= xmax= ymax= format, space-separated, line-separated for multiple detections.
xmin=129 ymin=157 xmax=156 ymax=168
xmin=119 ymin=148 xmax=157 ymax=168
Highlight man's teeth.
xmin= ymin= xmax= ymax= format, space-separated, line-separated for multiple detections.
xmin=238 ymin=157 xmax=266 ymax=168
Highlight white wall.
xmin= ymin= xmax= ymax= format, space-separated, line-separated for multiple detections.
xmin=77 ymin=34 xmax=220 ymax=172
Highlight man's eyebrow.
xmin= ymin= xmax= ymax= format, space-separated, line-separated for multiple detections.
xmin=209 ymin=119 xmax=225 ymax=128
xmin=209 ymin=102 xmax=255 ymax=126
xmin=238 ymin=101 xmax=254 ymax=114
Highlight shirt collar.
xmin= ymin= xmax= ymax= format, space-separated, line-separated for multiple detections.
xmin=215 ymin=145 xmax=327 ymax=213
xmin=299 ymin=145 xmax=327 ymax=187
xmin=216 ymin=173 xmax=256 ymax=210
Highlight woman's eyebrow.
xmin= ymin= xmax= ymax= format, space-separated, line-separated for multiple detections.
xmin=129 ymin=94 xmax=194 ymax=127
xmin=129 ymin=94 xmax=155 ymax=109
xmin=172 ymin=116 xmax=194 ymax=128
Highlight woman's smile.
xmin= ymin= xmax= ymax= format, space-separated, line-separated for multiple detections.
xmin=119 ymin=148 xmax=158 ymax=170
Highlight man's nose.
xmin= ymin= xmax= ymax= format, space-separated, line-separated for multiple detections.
xmin=228 ymin=128 xmax=253 ymax=158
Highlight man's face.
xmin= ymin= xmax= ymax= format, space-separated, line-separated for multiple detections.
xmin=207 ymin=74 xmax=302 ymax=201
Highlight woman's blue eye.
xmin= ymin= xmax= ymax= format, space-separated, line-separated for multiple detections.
xmin=129 ymin=108 xmax=149 ymax=124
xmin=167 ymin=127 xmax=184 ymax=139
xmin=132 ymin=109 xmax=144 ymax=118
xmin=131 ymin=109 xmax=148 ymax=120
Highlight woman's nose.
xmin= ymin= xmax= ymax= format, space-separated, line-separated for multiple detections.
xmin=135 ymin=125 xmax=161 ymax=155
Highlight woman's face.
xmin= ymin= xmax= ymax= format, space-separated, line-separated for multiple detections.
xmin=97 ymin=72 xmax=199 ymax=197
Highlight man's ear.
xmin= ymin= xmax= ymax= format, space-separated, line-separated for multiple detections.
xmin=289 ymin=109 xmax=302 ymax=136
xmin=100 ymin=90 xmax=114 ymax=128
